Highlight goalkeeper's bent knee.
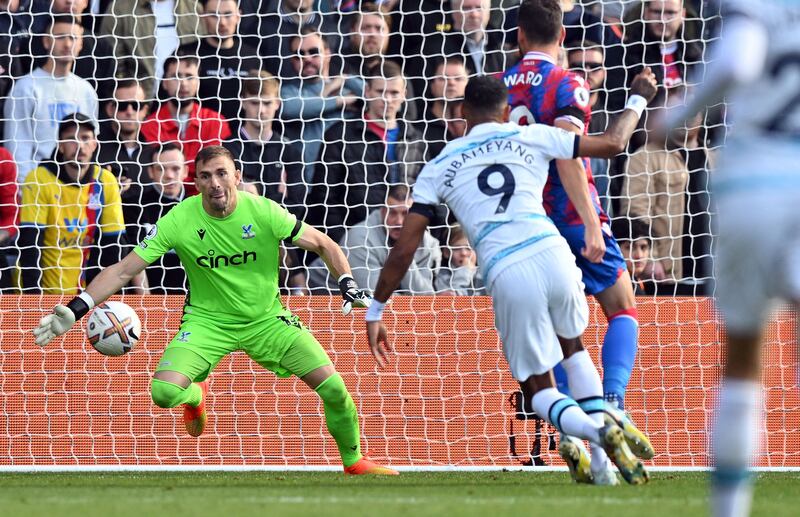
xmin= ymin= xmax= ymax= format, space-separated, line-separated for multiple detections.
xmin=151 ymin=378 xmax=191 ymax=408
xmin=314 ymin=373 xmax=352 ymax=408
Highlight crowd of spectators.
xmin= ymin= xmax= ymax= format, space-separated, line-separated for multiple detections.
xmin=0 ymin=0 xmax=719 ymax=295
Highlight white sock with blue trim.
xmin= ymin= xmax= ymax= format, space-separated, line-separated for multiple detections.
xmin=532 ymin=387 xmax=601 ymax=444
xmin=712 ymin=379 xmax=760 ymax=517
xmin=562 ymin=351 xmax=611 ymax=471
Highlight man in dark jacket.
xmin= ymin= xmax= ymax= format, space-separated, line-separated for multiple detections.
xmin=223 ymin=70 xmax=305 ymax=218
xmin=177 ymin=0 xmax=262 ymax=121
xmin=96 ymin=79 xmax=150 ymax=187
xmin=122 ymin=142 xmax=187 ymax=293
xmin=414 ymin=56 xmax=468 ymax=159
xmin=238 ymin=0 xmax=340 ymax=78
xmin=606 ymin=0 xmax=703 ymax=112
xmin=308 ymin=61 xmax=426 ymax=244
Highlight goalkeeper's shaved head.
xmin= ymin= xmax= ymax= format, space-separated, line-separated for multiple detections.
xmin=463 ymin=75 xmax=509 ymax=126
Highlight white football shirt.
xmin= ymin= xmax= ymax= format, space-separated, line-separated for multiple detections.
xmin=412 ymin=121 xmax=579 ymax=287
xmin=715 ymin=0 xmax=800 ymax=194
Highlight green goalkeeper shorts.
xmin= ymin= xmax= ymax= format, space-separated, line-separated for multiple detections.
xmin=154 ymin=309 xmax=332 ymax=382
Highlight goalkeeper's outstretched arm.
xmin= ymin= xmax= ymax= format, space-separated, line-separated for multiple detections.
xmin=32 ymin=252 xmax=149 ymax=346
xmin=294 ymin=225 xmax=353 ymax=281
xmin=294 ymin=224 xmax=373 ymax=315
xmin=85 ymin=252 xmax=149 ymax=306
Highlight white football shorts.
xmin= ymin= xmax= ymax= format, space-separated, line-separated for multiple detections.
xmin=489 ymin=242 xmax=589 ymax=381
xmin=715 ymin=190 xmax=800 ymax=334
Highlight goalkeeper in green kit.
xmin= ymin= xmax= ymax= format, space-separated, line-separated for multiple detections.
xmin=33 ymin=146 xmax=398 ymax=475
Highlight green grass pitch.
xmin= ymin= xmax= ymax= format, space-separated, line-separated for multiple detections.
xmin=1 ymin=471 xmax=797 ymax=517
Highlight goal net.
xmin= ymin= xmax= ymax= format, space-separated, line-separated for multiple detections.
xmin=0 ymin=1 xmax=798 ymax=469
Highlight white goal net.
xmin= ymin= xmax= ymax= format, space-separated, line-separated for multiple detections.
xmin=0 ymin=0 xmax=797 ymax=469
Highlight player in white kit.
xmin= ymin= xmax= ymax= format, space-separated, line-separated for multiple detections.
xmin=664 ymin=1 xmax=800 ymax=515
xmin=365 ymin=74 xmax=657 ymax=485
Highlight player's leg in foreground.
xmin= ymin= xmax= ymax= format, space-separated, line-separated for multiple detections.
xmin=712 ymin=333 xmax=763 ymax=517
xmin=150 ymin=347 xmax=215 ymax=437
xmin=710 ymin=211 xmax=779 ymax=517
xmin=523 ymin=365 xmax=647 ymax=486
xmin=492 ymin=249 xmax=647 ymax=485
xmin=149 ymin=318 xmax=239 ymax=437
xmin=594 ymin=271 xmax=654 ymax=460
xmin=555 ymin=225 xmax=653 ymax=459
xmin=277 ymin=331 xmax=398 ymax=475
xmin=554 ymin=336 xmax=618 ymax=486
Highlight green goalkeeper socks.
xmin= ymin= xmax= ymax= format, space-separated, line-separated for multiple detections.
xmin=315 ymin=373 xmax=362 ymax=467
xmin=151 ymin=379 xmax=203 ymax=409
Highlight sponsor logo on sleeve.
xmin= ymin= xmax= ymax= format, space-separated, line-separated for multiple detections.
xmin=144 ymin=224 xmax=158 ymax=240
xmin=574 ymin=87 xmax=591 ymax=108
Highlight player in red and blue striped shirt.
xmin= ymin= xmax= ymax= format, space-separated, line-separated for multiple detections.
xmin=504 ymin=0 xmax=654 ymax=474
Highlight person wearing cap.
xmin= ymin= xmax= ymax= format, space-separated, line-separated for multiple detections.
xmin=17 ymin=113 xmax=147 ymax=294
xmin=4 ymin=14 xmax=98 ymax=183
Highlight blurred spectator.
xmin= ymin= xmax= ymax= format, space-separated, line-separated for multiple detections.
xmin=178 ymin=0 xmax=261 ymax=121
xmin=561 ymin=0 xmax=621 ymax=49
xmin=0 ymin=1 xmax=34 ymax=107
xmin=141 ymin=54 xmax=232 ymax=195
xmin=333 ymin=0 xmax=399 ymax=14
xmin=17 ymin=113 xmax=145 ymax=294
xmin=567 ymin=41 xmax=612 ymax=214
xmin=385 ymin=0 xmax=452 ymax=70
xmin=341 ymin=4 xmax=418 ymax=120
xmin=612 ymin=218 xmax=665 ymax=294
xmin=619 ymin=100 xmax=714 ymax=282
xmin=416 ymin=56 xmax=468 ymax=158
xmin=595 ymin=1 xmax=638 ymax=23
xmin=435 ymin=224 xmax=484 ymax=295
xmin=0 ymin=1 xmax=33 ymax=144
xmin=4 ymin=14 xmax=98 ymax=182
xmin=307 ymin=184 xmax=440 ymax=293
xmin=279 ymin=28 xmax=363 ymax=181
xmin=420 ymin=97 xmax=465 ymax=160
xmin=421 ymin=0 xmax=508 ymax=77
xmin=308 ymin=61 xmax=425 ymax=244
xmin=342 ymin=4 xmax=391 ymax=76
xmin=617 ymin=0 xmax=703 ymax=98
xmin=238 ymin=0 xmax=339 ymax=79
xmin=224 ymin=70 xmax=305 ymax=216
xmin=30 ymin=0 xmax=84 ymax=33
xmin=97 ymin=79 xmax=149 ymax=185
xmin=29 ymin=0 xmax=114 ymax=92
xmin=123 ymin=142 xmax=187 ymax=293
xmin=99 ymin=0 xmax=202 ymax=98
xmin=0 ymin=146 xmax=16 ymax=291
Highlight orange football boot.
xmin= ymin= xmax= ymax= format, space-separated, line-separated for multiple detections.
xmin=343 ymin=457 xmax=399 ymax=475
xmin=183 ymin=380 xmax=209 ymax=437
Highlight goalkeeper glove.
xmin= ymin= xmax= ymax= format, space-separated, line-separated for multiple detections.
xmin=338 ymin=274 xmax=372 ymax=315
xmin=32 ymin=292 xmax=94 ymax=347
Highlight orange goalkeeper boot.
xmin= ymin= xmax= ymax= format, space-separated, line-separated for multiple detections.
xmin=183 ymin=380 xmax=209 ymax=437
xmin=344 ymin=457 xmax=399 ymax=475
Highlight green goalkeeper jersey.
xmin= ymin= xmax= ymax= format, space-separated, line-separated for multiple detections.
xmin=133 ymin=192 xmax=306 ymax=323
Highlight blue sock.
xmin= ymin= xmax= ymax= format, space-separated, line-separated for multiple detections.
xmin=553 ymin=363 xmax=571 ymax=397
xmin=601 ymin=309 xmax=639 ymax=408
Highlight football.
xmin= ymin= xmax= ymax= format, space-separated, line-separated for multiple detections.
xmin=85 ymin=302 xmax=141 ymax=356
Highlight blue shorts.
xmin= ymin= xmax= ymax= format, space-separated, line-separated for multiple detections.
xmin=557 ymin=223 xmax=626 ymax=295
